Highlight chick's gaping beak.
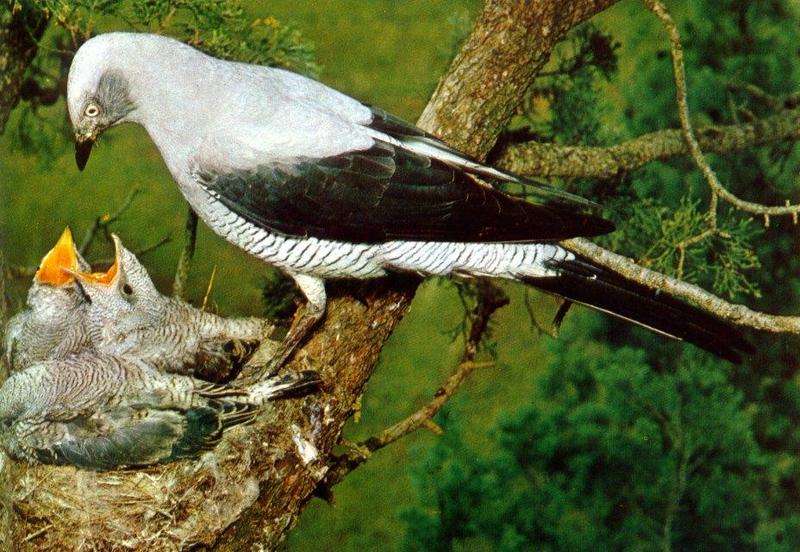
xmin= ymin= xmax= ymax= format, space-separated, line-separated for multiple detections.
xmin=35 ymin=228 xmax=80 ymax=286
xmin=75 ymin=134 xmax=95 ymax=171
xmin=72 ymin=235 xmax=120 ymax=286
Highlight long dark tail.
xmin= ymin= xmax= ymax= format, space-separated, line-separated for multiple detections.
xmin=521 ymin=254 xmax=754 ymax=363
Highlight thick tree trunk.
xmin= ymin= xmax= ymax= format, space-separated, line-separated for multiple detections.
xmin=0 ymin=1 xmax=618 ymax=550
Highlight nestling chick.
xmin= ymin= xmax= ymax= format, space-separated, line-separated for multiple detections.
xmin=0 ymin=352 xmax=320 ymax=470
xmin=73 ymin=234 xmax=276 ymax=383
xmin=4 ymin=228 xmax=92 ymax=371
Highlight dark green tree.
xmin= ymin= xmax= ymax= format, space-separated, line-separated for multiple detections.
xmin=403 ymin=322 xmax=765 ymax=551
xmin=403 ymin=3 xmax=800 ymax=550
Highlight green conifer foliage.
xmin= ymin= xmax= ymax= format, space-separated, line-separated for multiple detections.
xmin=404 ymin=3 xmax=800 ymax=549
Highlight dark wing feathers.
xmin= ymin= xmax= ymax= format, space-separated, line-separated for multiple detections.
xmin=197 ymin=139 xmax=614 ymax=244
xmin=38 ymin=401 xmax=257 ymax=470
xmin=41 ymin=409 xmax=183 ymax=469
xmin=365 ymin=104 xmax=598 ymax=208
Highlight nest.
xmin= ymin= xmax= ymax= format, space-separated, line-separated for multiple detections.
xmin=0 ymin=280 xmax=411 ymax=550
xmin=0 ymin=339 xmax=335 ymax=551
xmin=0 ymin=395 xmax=331 ymax=551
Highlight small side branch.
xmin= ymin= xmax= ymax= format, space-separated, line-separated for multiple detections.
xmin=359 ymin=359 xmax=493 ymax=449
xmin=643 ymin=0 xmax=800 ymax=222
xmin=564 ymin=238 xmax=800 ymax=333
xmin=172 ymin=206 xmax=199 ymax=299
xmin=322 ymin=280 xmax=509 ymax=489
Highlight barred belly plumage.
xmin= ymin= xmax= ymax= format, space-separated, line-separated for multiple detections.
xmin=199 ymin=193 xmax=572 ymax=279
xmin=379 ymin=240 xmax=570 ymax=279
xmin=202 ymin=195 xmax=572 ymax=281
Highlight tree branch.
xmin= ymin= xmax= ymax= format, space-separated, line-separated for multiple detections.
xmin=418 ymin=0 xmax=621 ymax=157
xmin=643 ymin=0 xmax=800 ymax=223
xmin=322 ymin=281 xmax=509 ymax=488
xmin=497 ymin=106 xmax=800 ymax=178
xmin=564 ymin=238 xmax=800 ymax=333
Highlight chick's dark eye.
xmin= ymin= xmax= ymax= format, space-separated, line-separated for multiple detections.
xmin=122 ymin=283 xmax=133 ymax=295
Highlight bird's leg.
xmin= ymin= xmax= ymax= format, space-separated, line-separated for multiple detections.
xmin=246 ymin=273 xmax=327 ymax=381
xmin=269 ymin=301 xmax=325 ymax=372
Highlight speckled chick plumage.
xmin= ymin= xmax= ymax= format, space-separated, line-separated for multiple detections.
xmin=0 ymin=352 xmax=320 ymax=469
xmin=75 ymin=234 xmax=275 ymax=382
xmin=4 ymin=229 xmax=93 ymax=372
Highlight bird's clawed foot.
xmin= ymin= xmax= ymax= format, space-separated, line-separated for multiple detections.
xmin=240 ymin=302 xmax=325 ymax=384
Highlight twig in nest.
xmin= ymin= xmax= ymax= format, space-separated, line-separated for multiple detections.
xmin=21 ymin=524 xmax=52 ymax=543
xmin=644 ymin=0 xmax=800 ymax=223
xmin=321 ymin=280 xmax=509 ymax=490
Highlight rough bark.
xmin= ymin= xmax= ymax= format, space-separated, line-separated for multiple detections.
xmin=0 ymin=1 xmax=48 ymax=133
xmin=418 ymin=0 xmax=620 ymax=157
xmin=0 ymin=1 xmax=619 ymax=550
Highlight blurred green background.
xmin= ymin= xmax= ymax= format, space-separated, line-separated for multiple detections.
xmin=3 ymin=1 xmax=800 ymax=550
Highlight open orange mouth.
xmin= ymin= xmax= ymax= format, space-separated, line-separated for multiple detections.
xmin=78 ymin=260 xmax=118 ymax=285
xmin=35 ymin=228 xmax=81 ymax=286
xmin=73 ymin=234 xmax=120 ymax=286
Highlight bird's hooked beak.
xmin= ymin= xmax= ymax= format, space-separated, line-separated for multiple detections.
xmin=35 ymin=228 xmax=81 ymax=286
xmin=74 ymin=133 xmax=95 ymax=171
xmin=71 ymin=235 xmax=121 ymax=286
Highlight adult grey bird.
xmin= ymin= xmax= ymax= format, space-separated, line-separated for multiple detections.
xmin=71 ymin=234 xmax=276 ymax=383
xmin=66 ymin=32 xmax=753 ymax=365
xmin=0 ymin=352 xmax=320 ymax=470
xmin=4 ymin=228 xmax=93 ymax=371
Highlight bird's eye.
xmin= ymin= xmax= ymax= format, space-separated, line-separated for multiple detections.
xmin=84 ymin=103 xmax=101 ymax=118
xmin=122 ymin=283 xmax=133 ymax=295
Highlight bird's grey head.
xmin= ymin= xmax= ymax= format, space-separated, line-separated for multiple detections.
xmin=68 ymin=32 xmax=213 ymax=172
xmin=72 ymin=234 xmax=164 ymax=329
xmin=67 ymin=34 xmax=144 ymax=171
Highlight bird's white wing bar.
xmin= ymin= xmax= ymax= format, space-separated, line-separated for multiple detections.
xmin=362 ymin=105 xmax=597 ymax=208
